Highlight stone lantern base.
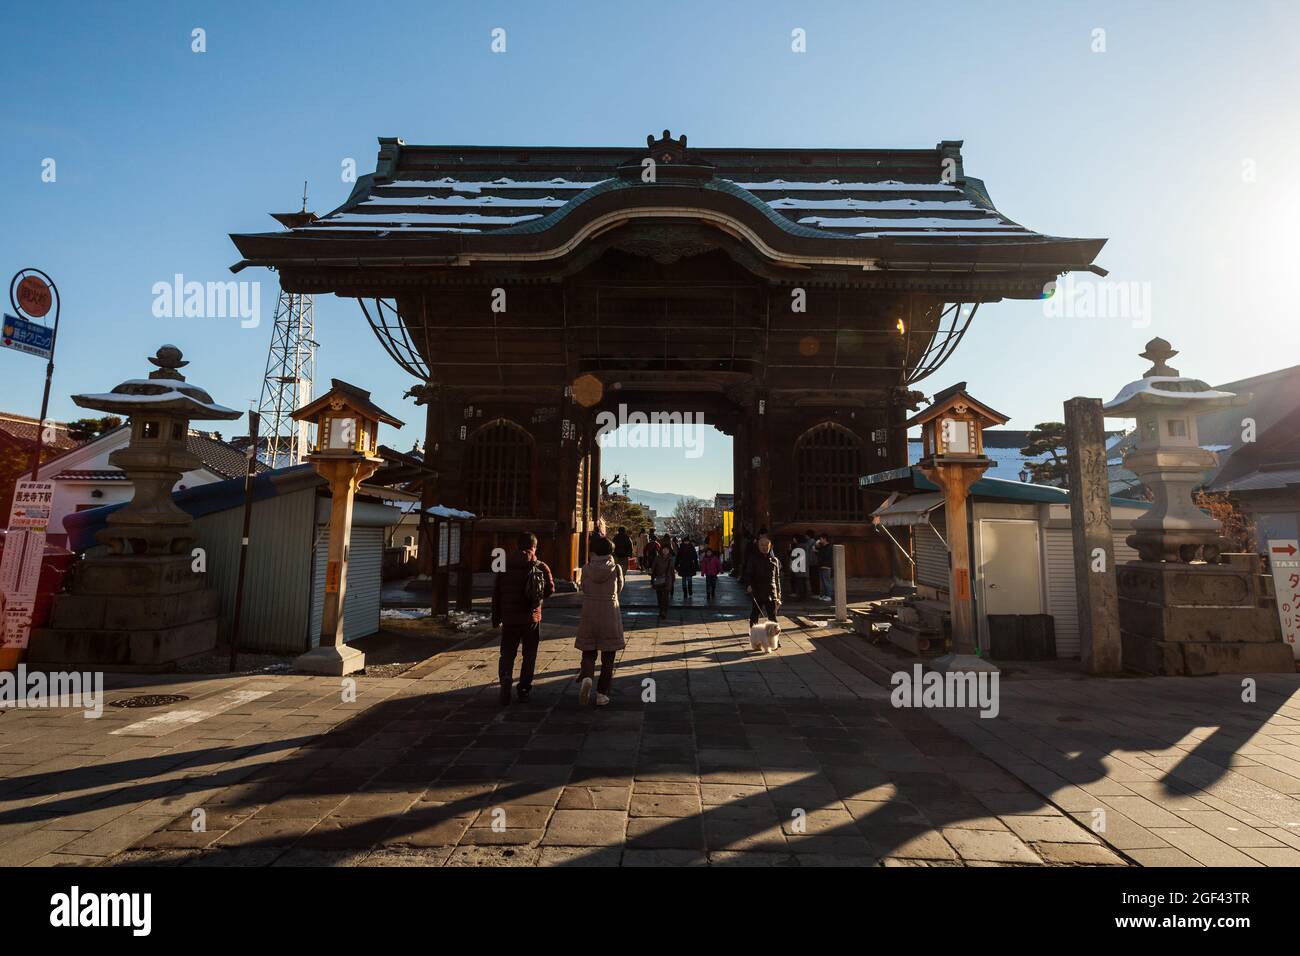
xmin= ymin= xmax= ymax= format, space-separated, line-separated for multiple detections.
xmin=1117 ymin=554 xmax=1293 ymax=675
xmin=27 ymin=554 xmax=219 ymax=672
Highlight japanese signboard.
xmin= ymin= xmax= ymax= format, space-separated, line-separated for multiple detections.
xmin=1 ymin=480 xmax=54 ymax=651
xmin=1267 ymin=539 xmax=1300 ymax=661
xmin=2 ymin=313 xmax=54 ymax=360
xmin=7 ymin=480 xmax=54 ymax=532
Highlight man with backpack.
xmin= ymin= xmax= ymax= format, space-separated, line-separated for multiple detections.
xmin=491 ymin=532 xmax=555 ymax=705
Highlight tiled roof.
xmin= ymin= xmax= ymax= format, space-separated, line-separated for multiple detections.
xmin=51 ymin=469 xmax=128 ymax=481
xmin=231 ymin=135 xmax=1107 ymax=278
xmin=187 ymin=432 xmax=271 ymax=480
xmin=0 ymin=413 xmax=80 ymax=451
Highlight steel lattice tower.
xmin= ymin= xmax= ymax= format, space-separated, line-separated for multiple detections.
xmin=255 ymin=186 xmax=319 ymax=468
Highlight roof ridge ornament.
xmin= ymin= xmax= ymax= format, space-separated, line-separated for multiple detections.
xmin=147 ymin=344 xmax=188 ymax=381
xmin=1139 ymin=336 xmax=1179 ymax=378
xmin=619 ymin=129 xmax=714 ymax=183
xmin=647 ymin=129 xmax=688 ymax=163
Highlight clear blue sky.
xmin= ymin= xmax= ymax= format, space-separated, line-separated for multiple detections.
xmin=3 ymin=1 xmax=1295 ymax=499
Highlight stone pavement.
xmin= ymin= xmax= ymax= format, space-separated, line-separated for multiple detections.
xmin=924 ymin=672 xmax=1300 ymax=866
xmin=2 ymin=573 xmax=1292 ymax=867
xmin=0 ymin=582 xmax=1122 ymax=868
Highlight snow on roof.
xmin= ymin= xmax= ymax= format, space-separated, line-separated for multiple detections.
xmin=799 ymin=215 xmax=1017 ymax=230
xmin=381 ymin=176 xmax=608 ymax=192
xmin=1103 ymin=375 xmax=1241 ymax=413
xmin=426 ymin=505 xmax=476 ymax=519
xmin=767 ymin=197 xmax=988 ymax=211
xmin=734 ymin=179 xmax=961 ymax=192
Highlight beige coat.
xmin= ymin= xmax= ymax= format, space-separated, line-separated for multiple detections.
xmin=575 ymin=556 xmax=626 ymax=652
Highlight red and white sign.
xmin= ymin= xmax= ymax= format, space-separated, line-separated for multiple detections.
xmin=7 ymin=480 xmax=54 ymax=532
xmin=14 ymin=275 xmax=52 ymax=319
xmin=1 ymin=480 xmax=54 ymax=650
xmin=1268 ymin=539 xmax=1300 ymax=660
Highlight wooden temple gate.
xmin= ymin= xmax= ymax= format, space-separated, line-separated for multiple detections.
xmin=231 ymin=132 xmax=1105 ymax=581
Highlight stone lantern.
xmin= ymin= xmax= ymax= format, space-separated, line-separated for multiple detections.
xmin=28 ymin=345 xmax=239 ymax=670
xmin=909 ymin=382 xmax=1009 ymax=673
xmin=77 ymin=345 xmax=241 ymax=554
xmin=291 ymin=380 xmax=402 ymax=675
xmin=1103 ymin=337 xmax=1245 ymax=563
xmin=1103 ymin=337 xmax=1293 ymax=675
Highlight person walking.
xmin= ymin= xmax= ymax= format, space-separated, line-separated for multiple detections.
xmin=700 ymin=545 xmax=722 ymax=602
xmin=491 ymin=531 xmax=555 ymax=705
xmin=744 ymin=532 xmax=782 ymax=628
xmin=641 ymin=534 xmax=659 ymax=575
xmin=675 ymin=536 xmax=700 ymax=599
xmin=612 ymin=525 xmax=634 ymax=578
xmin=785 ymin=535 xmax=806 ymax=600
xmin=800 ymin=529 xmax=818 ymax=601
xmin=650 ymin=534 xmax=676 ymax=619
xmin=575 ymin=535 xmax=625 ymax=707
xmin=816 ymin=533 xmax=834 ymax=602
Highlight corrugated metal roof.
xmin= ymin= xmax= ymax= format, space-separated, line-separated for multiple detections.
xmin=862 ymin=465 xmax=1149 ymax=509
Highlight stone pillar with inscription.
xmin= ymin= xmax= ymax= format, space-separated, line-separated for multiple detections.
xmin=1064 ymin=397 xmax=1122 ymax=673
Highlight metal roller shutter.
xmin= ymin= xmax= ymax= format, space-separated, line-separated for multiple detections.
xmin=310 ymin=526 xmax=385 ymax=645
xmin=914 ymin=523 xmax=948 ymax=591
xmin=1113 ymin=531 xmax=1139 ymax=564
xmin=1044 ymin=528 xmax=1079 ymax=657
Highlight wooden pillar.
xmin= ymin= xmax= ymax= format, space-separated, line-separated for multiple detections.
xmin=919 ymin=461 xmax=987 ymax=664
xmin=296 ymin=456 xmax=378 ymax=675
xmin=556 ymin=391 xmax=579 ymax=580
xmin=1065 ymin=396 xmax=1122 ymax=673
xmin=733 ymin=420 xmax=749 ymax=532
xmin=418 ymin=386 xmax=443 ymax=579
xmin=751 ymin=389 xmax=771 ymax=531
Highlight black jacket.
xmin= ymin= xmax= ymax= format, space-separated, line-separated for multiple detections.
xmin=744 ymin=550 xmax=782 ymax=603
xmin=491 ymin=549 xmax=555 ymax=628
xmin=613 ymin=532 xmax=634 ymax=559
xmin=675 ymin=543 xmax=700 ymax=575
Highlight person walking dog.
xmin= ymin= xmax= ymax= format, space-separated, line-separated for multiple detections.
xmin=575 ymin=536 xmax=625 ymax=706
xmin=744 ymin=532 xmax=782 ymax=628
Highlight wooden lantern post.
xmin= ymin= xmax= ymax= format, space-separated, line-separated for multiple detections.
xmin=292 ymin=380 xmax=403 ymax=675
xmin=908 ymin=383 xmax=1009 ymax=674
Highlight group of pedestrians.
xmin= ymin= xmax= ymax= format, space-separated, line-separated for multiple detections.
xmin=492 ymin=521 xmax=824 ymax=709
xmin=730 ymin=527 xmax=833 ymax=601
xmin=492 ymin=529 xmax=627 ymax=708
xmin=642 ymin=534 xmax=724 ymax=617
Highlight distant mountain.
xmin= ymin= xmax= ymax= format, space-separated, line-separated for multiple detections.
xmin=626 ymin=487 xmax=696 ymax=516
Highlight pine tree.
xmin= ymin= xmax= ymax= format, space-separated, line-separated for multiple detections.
xmin=1020 ymin=422 xmax=1069 ymax=487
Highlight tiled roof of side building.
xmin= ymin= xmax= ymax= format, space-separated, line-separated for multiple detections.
xmin=51 ymin=469 xmax=130 ymax=481
xmin=187 ymin=432 xmax=271 ymax=480
xmin=0 ymin=413 xmax=80 ymax=451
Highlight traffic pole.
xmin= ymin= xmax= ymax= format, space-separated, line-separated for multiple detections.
xmin=229 ymin=411 xmax=260 ymax=672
